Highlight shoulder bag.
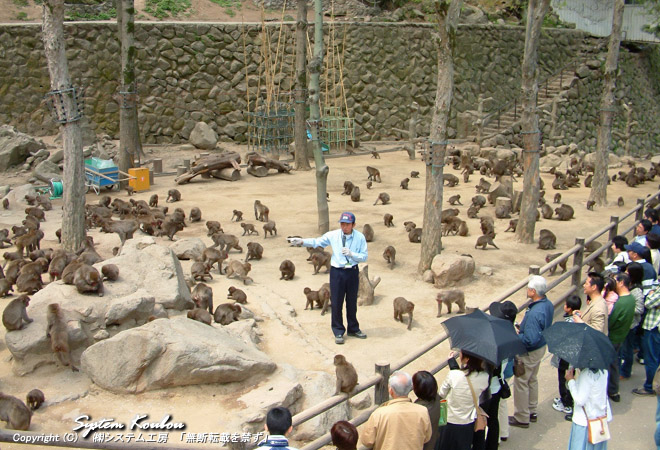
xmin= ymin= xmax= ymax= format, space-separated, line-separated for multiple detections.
xmin=582 ymin=406 xmax=610 ymax=444
xmin=466 ymin=374 xmax=489 ymax=432
xmin=498 ymin=375 xmax=511 ymax=399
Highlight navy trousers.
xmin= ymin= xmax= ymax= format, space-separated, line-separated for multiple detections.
xmin=330 ymin=266 xmax=360 ymax=336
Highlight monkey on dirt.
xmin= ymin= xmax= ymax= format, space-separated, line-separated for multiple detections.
xmin=227 ymin=286 xmax=247 ymax=304
xmin=366 ymin=166 xmax=381 ymax=183
xmin=166 ymin=189 xmax=181 ymax=203
xmin=373 ymin=193 xmax=390 ymax=206
xmin=254 ymin=200 xmax=269 ymax=222
xmin=393 ymin=297 xmax=414 ymax=330
xmin=383 ymin=246 xmax=396 ymax=269
xmin=241 ymin=223 xmax=259 ymax=236
xmin=436 ymin=290 xmax=466 ymax=317
xmin=0 ymin=393 xmax=31 ymax=430
xmin=225 ymin=260 xmax=253 ymax=284
xmin=149 ymin=194 xmax=158 ymax=207
xmin=245 ymin=242 xmax=263 ymax=262
xmin=279 ymin=260 xmax=295 ymax=280
xmin=383 ymin=214 xmax=394 ymax=227
xmin=26 ymin=389 xmax=44 ymax=411
xmin=263 ymin=221 xmax=277 ymax=238
xmin=231 ymin=210 xmax=243 ymax=222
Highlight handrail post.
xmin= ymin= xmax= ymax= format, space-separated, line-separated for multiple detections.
xmin=514 ymin=98 xmax=517 ymax=120
xmin=636 ymin=198 xmax=645 ymax=222
xmin=374 ymin=362 xmax=391 ymax=405
xmin=529 ymin=265 xmax=540 ymax=275
xmin=608 ymin=216 xmax=619 ymax=260
xmin=572 ymin=237 xmax=585 ymax=290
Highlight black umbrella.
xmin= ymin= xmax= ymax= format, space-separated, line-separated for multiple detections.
xmin=441 ymin=309 xmax=527 ymax=366
xmin=542 ymin=322 xmax=616 ymax=370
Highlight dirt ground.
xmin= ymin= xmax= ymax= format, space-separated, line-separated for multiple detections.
xmin=0 ymin=142 xmax=658 ymax=449
xmin=0 ymin=0 xmax=310 ymax=24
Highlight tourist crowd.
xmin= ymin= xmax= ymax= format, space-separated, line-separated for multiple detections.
xmin=257 ymin=208 xmax=660 ymax=450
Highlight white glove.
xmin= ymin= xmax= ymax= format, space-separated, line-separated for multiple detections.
xmin=341 ymin=247 xmax=353 ymax=258
xmin=289 ymin=238 xmax=303 ymax=246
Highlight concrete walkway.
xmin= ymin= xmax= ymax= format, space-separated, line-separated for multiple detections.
xmin=501 ymin=350 xmax=656 ymax=450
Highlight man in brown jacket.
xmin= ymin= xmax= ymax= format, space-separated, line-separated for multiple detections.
xmin=574 ymin=272 xmax=609 ymax=335
xmin=360 ymin=371 xmax=432 ymax=450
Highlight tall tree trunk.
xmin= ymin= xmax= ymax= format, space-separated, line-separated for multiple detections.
xmin=515 ymin=0 xmax=550 ymax=244
xmin=294 ymin=0 xmax=311 ymax=171
xmin=309 ymin=0 xmax=329 ymax=233
xmin=418 ymin=0 xmax=461 ymax=273
xmin=118 ymin=0 xmax=141 ymax=186
xmin=42 ymin=0 xmax=85 ymax=252
xmin=590 ymin=0 xmax=624 ymax=206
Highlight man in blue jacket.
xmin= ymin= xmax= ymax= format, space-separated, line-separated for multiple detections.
xmin=509 ymin=275 xmax=554 ymax=428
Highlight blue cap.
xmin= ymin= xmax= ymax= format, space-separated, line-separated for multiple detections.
xmin=339 ymin=212 xmax=356 ymax=223
xmin=625 ymin=242 xmax=647 ymax=255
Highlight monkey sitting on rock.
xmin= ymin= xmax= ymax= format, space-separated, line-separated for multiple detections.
xmin=2 ymin=295 xmax=33 ymax=331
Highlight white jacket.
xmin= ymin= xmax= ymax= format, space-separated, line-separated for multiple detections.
xmin=567 ymin=369 xmax=612 ymax=427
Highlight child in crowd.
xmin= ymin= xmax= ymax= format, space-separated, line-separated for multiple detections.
xmin=258 ymin=407 xmax=298 ymax=450
xmin=602 ymin=276 xmax=619 ymax=314
xmin=553 ymin=295 xmax=582 ymax=416
xmin=604 ymin=235 xmax=631 ymax=273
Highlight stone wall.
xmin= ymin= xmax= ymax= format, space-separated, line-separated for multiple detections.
xmin=541 ymin=45 xmax=660 ymax=155
xmin=0 ymin=21 xmax=657 ymax=150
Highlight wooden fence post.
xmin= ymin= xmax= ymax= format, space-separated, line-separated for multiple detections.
xmin=374 ymin=362 xmax=391 ymax=405
xmin=636 ymin=198 xmax=645 ymax=221
xmin=529 ymin=265 xmax=540 ymax=275
xmin=608 ymin=216 xmax=619 ymax=260
xmin=572 ymin=237 xmax=585 ymax=289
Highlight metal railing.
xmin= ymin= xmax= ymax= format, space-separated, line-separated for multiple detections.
xmin=2 ymin=191 xmax=658 ymax=450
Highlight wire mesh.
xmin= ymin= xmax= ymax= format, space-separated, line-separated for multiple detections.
xmin=320 ymin=106 xmax=355 ymax=152
xmin=245 ymin=99 xmax=295 ymax=156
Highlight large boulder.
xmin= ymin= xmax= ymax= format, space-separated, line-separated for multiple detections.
xmin=33 ymin=159 xmax=62 ymax=183
xmin=539 ymin=154 xmax=565 ymax=172
xmin=584 ymin=152 xmax=621 ymax=168
xmin=189 ymin=122 xmax=218 ymax=150
xmin=291 ymin=371 xmax=351 ymax=441
xmin=81 ymin=318 xmax=276 ymax=393
xmin=5 ymin=238 xmax=193 ymax=374
xmin=0 ymin=125 xmax=46 ymax=171
xmin=169 ymin=238 xmax=206 ymax=261
xmin=431 ymin=254 xmax=475 ymax=288
xmin=2 ymin=184 xmax=38 ymax=206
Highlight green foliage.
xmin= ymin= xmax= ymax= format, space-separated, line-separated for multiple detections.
xmin=16 ymin=11 xmax=28 ymax=20
xmin=144 ymin=0 xmax=191 ymax=19
xmin=65 ymin=8 xmax=117 ymax=20
xmin=12 ymin=0 xmax=28 ymax=7
xmin=209 ymin=0 xmax=240 ymax=17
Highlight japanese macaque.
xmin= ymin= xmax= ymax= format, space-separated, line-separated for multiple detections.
xmin=393 ymin=297 xmax=414 ymax=330
xmin=334 ymin=355 xmax=358 ymax=395
xmin=2 ymin=295 xmax=33 ymax=331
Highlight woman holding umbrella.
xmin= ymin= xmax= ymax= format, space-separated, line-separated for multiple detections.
xmin=543 ymin=322 xmax=615 ymax=449
xmin=435 ymin=350 xmax=489 ymax=450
